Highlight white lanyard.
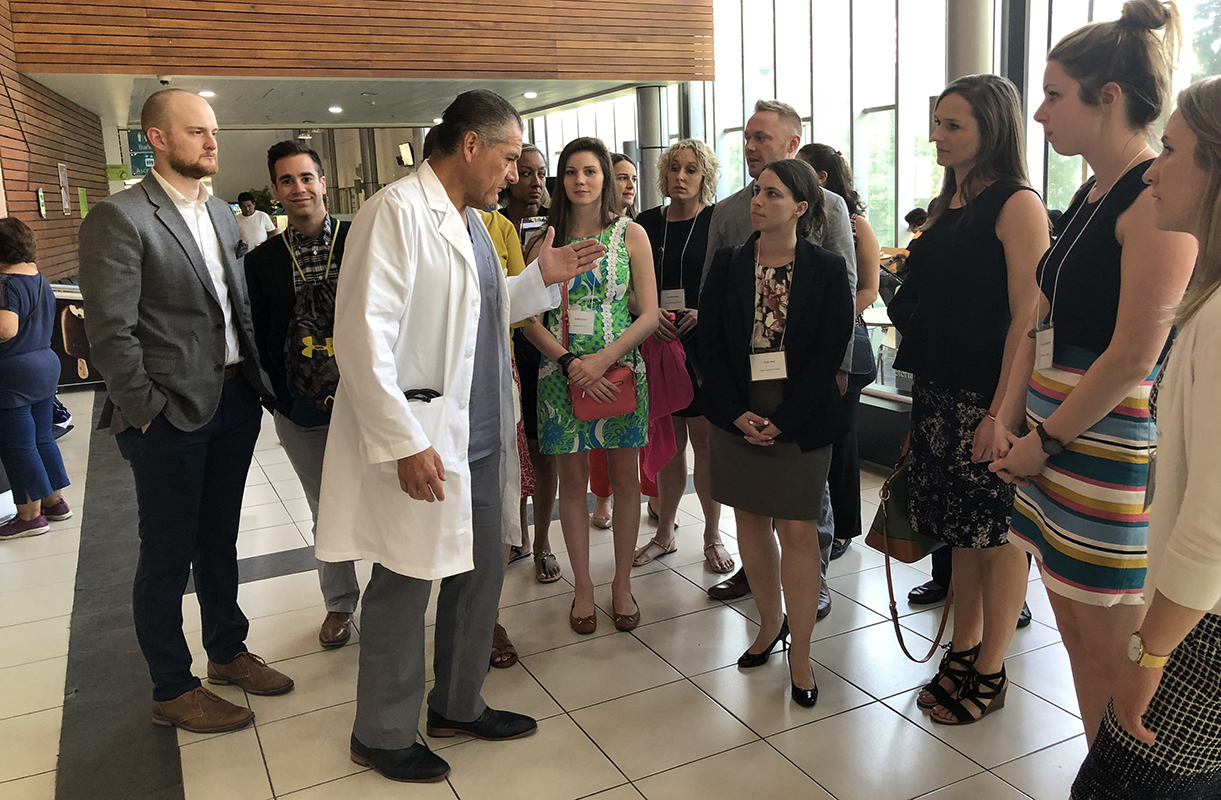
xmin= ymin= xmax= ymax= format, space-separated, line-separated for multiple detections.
xmin=659 ymin=205 xmax=701 ymax=308
xmin=1041 ymin=152 xmax=1147 ymax=327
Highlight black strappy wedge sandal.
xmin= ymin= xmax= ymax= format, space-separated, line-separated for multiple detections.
xmin=931 ymin=666 xmax=1008 ymax=726
xmin=917 ymin=642 xmax=980 ymax=710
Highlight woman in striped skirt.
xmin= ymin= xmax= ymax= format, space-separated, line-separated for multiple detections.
xmin=989 ymin=1 xmax=1197 ymax=747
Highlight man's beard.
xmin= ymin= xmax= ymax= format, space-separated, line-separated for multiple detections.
xmin=169 ymin=153 xmax=217 ymax=179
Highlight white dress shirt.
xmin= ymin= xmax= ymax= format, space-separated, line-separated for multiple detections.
xmin=151 ymin=169 xmax=241 ymax=365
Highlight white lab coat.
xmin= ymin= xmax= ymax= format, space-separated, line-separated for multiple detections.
xmin=314 ymin=161 xmax=558 ymax=580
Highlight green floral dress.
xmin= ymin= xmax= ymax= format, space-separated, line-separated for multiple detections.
xmin=537 ymin=216 xmax=649 ymax=454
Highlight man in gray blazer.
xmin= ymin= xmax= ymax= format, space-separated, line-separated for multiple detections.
xmin=699 ymin=100 xmax=857 ymax=615
xmin=78 ymin=89 xmax=294 ymax=734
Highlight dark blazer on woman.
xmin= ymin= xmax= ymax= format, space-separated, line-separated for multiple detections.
xmin=699 ymin=232 xmax=854 ymax=452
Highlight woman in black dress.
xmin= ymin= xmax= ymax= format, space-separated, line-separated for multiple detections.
xmin=888 ymin=74 xmax=1050 ymax=725
xmin=701 ymin=159 xmax=853 ymax=706
xmin=631 ymin=139 xmax=735 ymax=575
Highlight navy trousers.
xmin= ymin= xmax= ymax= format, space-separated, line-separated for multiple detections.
xmin=116 ymin=377 xmax=263 ymax=701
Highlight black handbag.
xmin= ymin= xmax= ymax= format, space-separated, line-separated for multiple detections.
xmin=865 ymin=441 xmax=953 ymax=663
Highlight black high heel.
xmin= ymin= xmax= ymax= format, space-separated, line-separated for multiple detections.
xmin=737 ymin=616 xmax=789 ymax=668
xmin=788 ymin=652 xmax=818 ymax=707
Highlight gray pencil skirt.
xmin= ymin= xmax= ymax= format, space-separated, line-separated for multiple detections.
xmin=708 ymin=380 xmax=832 ymax=521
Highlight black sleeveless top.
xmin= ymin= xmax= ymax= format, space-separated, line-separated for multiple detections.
xmin=891 ymin=182 xmax=1040 ymax=396
xmin=1037 ymin=159 xmax=1152 ymax=356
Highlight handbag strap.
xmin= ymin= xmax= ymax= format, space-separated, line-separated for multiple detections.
xmin=878 ymin=434 xmax=953 ymax=664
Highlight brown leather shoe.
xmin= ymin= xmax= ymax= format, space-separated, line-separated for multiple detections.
xmin=151 ymin=686 xmax=254 ymax=733
xmin=708 ymin=567 xmax=751 ymax=601
xmin=319 ymin=612 xmax=353 ymax=648
xmin=207 ymin=652 xmax=295 ymax=696
xmin=817 ymin=580 xmax=832 ymax=620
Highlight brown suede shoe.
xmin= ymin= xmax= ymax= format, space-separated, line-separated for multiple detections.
xmin=207 ymin=652 xmax=295 ymax=696
xmin=151 ymin=686 xmax=254 ymax=733
xmin=319 ymin=612 xmax=353 ymax=648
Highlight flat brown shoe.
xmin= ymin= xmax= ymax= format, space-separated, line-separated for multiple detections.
xmin=613 ymin=594 xmax=641 ymax=632
xmin=319 ymin=612 xmax=353 ymax=648
xmin=569 ymin=599 xmax=597 ymax=635
xmin=151 ymin=686 xmax=254 ymax=733
xmin=207 ymin=652 xmax=295 ymax=696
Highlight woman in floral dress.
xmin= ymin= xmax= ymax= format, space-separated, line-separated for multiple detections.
xmin=523 ymin=137 xmax=658 ymax=634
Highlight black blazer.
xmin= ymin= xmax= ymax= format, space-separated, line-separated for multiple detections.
xmin=698 ymin=233 xmax=854 ymax=452
xmin=244 ymin=218 xmax=350 ymax=417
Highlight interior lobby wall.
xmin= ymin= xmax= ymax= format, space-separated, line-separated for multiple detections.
xmin=0 ymin=0 xmax=107 ymax=282
xmin=210 ymin=128 xmax=296 ymax=203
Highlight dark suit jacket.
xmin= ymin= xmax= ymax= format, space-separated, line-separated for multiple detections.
xmin=244 ymin=217 xmax=350 ymax=418
xmin=77 ymin=173 xmax=273 ymax=433
xmin=698 ymin=233 xmax=854 ymax=452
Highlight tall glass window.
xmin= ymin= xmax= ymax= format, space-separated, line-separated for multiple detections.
xmin=896 ymin=0 xmax=946 ymax=247
xmin=775 ymin=0 xmax=813 ymax=118
xmin=742 ymin=0 xmax=777 ymax=111
xmin=853 ymin=0 xmax=897 ymax=245
xmin=811 ymin=0 xmax=852 ymax=155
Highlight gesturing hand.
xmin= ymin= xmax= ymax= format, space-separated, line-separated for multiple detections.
xmin=537 ymin=227 xmax=607 ymax=287
xmin=397 ymin=447 xmax=447 ymax=502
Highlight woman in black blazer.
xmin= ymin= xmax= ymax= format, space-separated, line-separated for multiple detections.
xmin=699 ymin=159 xmax=854 ymax=707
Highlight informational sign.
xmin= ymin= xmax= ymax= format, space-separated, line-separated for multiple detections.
xmin=36 ymin=187 xmax=46 ymax=218
xmin=127 ymin=130 xmax=155 ymax=177
xmin=58 ymin=163 xmax=71 ymax=216
xmin=106 ymin=164 xmax=131 ymax=182
xmin=78 ymin=187 xmax=89 ymax=218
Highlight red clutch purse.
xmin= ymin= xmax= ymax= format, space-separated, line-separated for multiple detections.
xmin=561 ymin=282 xmax=639 ymax=422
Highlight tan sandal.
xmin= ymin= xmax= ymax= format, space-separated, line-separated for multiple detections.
xmin=703 ymin=542 xmax=735 ymax=574
xmin=632 ymin=536 xmax=677 ymax=567
xmin=490 ymin=623 xmax=518 ymax=669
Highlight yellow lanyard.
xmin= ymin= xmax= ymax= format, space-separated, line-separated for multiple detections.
xmin=283 ymin=218 xmax=337 ymax=284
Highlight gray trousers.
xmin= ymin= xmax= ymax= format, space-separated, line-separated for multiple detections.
xmin=353 ymin=451 xmax=503 ymax=749
xmin=273 ymin=413 xmax=360 ymax=613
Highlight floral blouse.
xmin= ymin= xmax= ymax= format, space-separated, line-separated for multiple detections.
xmin=752 ymin=260 xmax=793 ymax=350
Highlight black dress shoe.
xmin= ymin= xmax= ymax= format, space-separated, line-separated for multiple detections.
xmin=738 ymin=616 xmax=789 ymax=668
xmin=426 ymin=707 xmax=538 ymax=741
xmin=789 ymin=654 xmax=818 ymax=707
xmin=817 ymin=581 xmax=832 ymax=620
xmin=350 ymin=735 xmax=450 ymax=783
xmin=830 ymin=538 xmax=851 ymax=560
xmin=1016 ymin=601 xmax=1032 ymax=629
xmin=708 ymin=567 xmax=751 ymax=601
xmin=907 ymin=580 xmax=949 ymax=605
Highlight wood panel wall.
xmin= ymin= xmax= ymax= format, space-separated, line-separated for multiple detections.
xmin=8 ymin=0 xmax=715 ymax=81
xmin=0 ymin=0 xmax=107 ymax=281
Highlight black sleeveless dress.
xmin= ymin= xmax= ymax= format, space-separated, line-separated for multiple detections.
xmin=889 ymin=182 xmax=1041 ymax=548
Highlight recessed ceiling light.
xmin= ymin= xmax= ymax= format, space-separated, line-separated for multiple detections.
xmin=360 ymin=91 xmax=377 ymax=97
xmin=328 ymin=106 xmax=343 ymax=113
xmin=198 ymin=90 xmax=216 ymax=98
xmin=297 ymin=132 xmax=312 ymax=140
xmin=433 ymin=117 xmax=443 ymax=124
xmin=523 ymin=91 xmax=538 ymax=99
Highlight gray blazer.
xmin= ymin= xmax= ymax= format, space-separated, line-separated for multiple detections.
xmin=78 ymin=173 xmax=272 ymax=434
xmin=700 ymin=181 xmax=858 ymax=371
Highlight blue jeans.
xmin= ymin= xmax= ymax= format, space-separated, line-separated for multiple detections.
xmin=0 ymin=397 xmax=69 ymax=505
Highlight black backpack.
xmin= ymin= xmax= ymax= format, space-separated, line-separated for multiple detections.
xmin=283 ymin=230 xmax=340 ymax=413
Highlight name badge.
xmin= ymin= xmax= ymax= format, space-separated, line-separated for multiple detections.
xmin=569 ymin=309 xmax=596 ymax=337
xmin=1034 ymin=326 xmax=1055 ymax=371
xmin=660 ymin=288 xmax=686 ymax=311
xmin=750 ymin=351 xmax=788 ymax=381
xmin=1144 ymin=449 xmax=1157 ymax=511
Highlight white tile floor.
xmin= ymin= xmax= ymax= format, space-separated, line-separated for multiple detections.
xmin=0 ymin=401 xmax=1089 ymax=799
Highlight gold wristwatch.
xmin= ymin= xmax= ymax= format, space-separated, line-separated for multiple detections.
xmin=1127 ymin=632 xmax=1171 ymax=669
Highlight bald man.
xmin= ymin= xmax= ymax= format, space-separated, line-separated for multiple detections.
xmin=79 ymin=89 xmax=293 ymax=734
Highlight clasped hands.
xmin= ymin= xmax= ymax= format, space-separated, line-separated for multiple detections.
xmin=977 ymin=416 xmax=1049 ymax=485
xmin=734 ymin=411 xmax=780 ymax=446
xmin=566 ymin=350 xmax=621 ymax=404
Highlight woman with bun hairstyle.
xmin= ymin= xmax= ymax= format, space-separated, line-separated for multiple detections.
xmin=1072 ymin=73 xmax=1221 ymax=800
xmin=990 ymin=0 xmax=1198 ymax=745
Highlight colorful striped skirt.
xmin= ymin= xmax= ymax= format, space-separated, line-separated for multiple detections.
xmin=1009 ymin=344 xmax=1157 ymax=607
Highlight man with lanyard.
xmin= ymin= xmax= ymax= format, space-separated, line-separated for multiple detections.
xmin=245 ymin=140 xmax=359 ymax=648
xmin=698 ymin=99 xmax=858 ymax=615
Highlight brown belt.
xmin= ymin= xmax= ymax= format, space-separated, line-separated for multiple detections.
xmin=223 ymin=365 xmax=239 ymax=381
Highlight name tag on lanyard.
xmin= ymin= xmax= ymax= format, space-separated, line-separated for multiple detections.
xmin=750 ymin=350 xmax=788 ymax=381
xmin=569 ymin=309 xmax=596 ymax=337
xmin=660 ymin=288 xmax=686 ymax=311
xmin=1034 ymin=326 xmax=1055 ymax=371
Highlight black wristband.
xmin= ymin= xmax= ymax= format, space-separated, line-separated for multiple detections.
xmin=557 ymin=352 xmax=578 ymax=375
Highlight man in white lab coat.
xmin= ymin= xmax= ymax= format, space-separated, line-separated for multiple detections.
xmin=314 ymin=90 xmax=605 ymax=783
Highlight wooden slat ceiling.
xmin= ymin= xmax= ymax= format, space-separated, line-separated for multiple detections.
xmin=9 ymin=0 xmax=715 ymax=82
